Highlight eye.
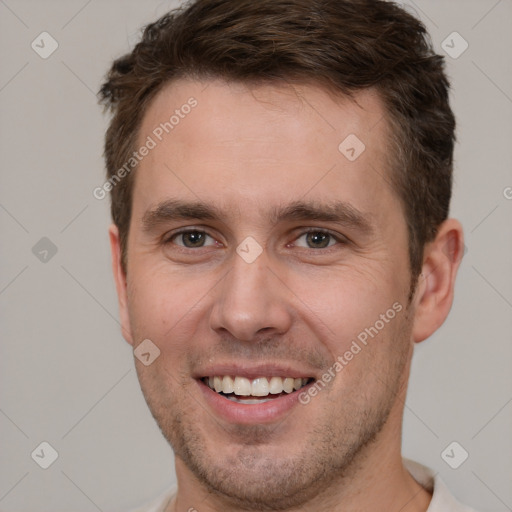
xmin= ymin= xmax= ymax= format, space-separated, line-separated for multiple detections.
xmin=167 ymin=229 xmax=218 ymax=248
xmin=293 ymin=229 xmax=344 ymax=249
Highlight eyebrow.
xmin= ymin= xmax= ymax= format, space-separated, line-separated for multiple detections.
xmin=142 ymin=199 xmax=219 ymax=232
xmin=269 ymin=200 xmax=374 ymax=235
xmin=141 ymin=198 xmax=374 ymax=236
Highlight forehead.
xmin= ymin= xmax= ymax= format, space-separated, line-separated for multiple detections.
xmin=133 ymin=78 xmax=396 ymax=225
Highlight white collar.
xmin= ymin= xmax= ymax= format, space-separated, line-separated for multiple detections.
xmin=404 ymin=458 xmax=477 ymax=512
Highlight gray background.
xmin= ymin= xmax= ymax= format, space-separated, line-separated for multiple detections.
xmin=1 ymin=0 xmax=511 ymax=511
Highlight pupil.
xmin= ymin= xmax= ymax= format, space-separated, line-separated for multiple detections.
xmin=184 ymin=232 xmax=205 ymax=247
xmin=307 ymin=232 xmax=329 ymax=248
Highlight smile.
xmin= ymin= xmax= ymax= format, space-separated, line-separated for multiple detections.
xmin=202 ymin=376 xmax=313 ymax=404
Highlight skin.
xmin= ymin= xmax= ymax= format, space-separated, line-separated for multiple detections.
xmin=109 ymin=78 xmax=464 ymax=512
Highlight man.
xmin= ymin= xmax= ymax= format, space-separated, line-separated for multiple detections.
xmin=99 ymin=0 xmax=476 ymax=510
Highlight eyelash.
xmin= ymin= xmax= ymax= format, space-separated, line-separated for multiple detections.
xmin=164 ymin=228 xmax=347 ymax=250
xmin=292 ymin=228 xmax=347 ymax=249
xmin=164 ymin=229 xmax=219 ymax=249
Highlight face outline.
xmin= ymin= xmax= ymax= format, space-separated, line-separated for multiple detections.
xmin=109 ymin=78 xmax=464 ymax=510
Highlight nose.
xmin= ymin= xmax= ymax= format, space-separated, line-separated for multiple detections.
xmin=209 ymin=249 xmax=293 ymax=342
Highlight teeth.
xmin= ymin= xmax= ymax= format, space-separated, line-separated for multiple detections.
xmin=269 ymin=376 xmax=284 ymax=394
xmin=214 ymin=376 xmax=223 ymax=393
xmin=227 ymin=396 xmax=274 ymax=404
xmin=283 ymin=377 xmax=294 ymax=393
xmin=251 ymin=377 xmax=270 ymax=396
xmin=205 ymin=376 xmax=310 ymax=397
xmin=222 ymin=375 xmax=234 ymax=394
xmin=233 ymin=376 xmax=252 ymax=396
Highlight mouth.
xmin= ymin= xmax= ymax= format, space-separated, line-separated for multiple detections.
xmin=201 ymin=375 xmax=314 ymax=404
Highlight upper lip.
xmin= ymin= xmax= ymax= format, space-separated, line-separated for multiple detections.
xmin=194 ymin=363 xmax=319 ymax=380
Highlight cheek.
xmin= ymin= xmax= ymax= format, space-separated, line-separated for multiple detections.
xmin=321 ymin=304 xmax=412 ymax=409
xmin=126 ymin=269 xmax=209 ymax=354
xmin=126 ymin=272 xmax=173 ymax=339
xmin=290 ymin=264 xmax=403 ymax=350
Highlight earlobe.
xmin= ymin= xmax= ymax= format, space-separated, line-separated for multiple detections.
xmin=411 ymin=219 xmax=465 ymax=344
xmin=108 ymin=224 xmax=134 ymax=346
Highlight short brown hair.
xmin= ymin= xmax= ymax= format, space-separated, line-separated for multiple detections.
xmin=99 ymin=0 xmax=455 ymax=295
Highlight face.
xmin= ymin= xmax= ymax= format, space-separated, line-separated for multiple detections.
xmin=114 ymin=78 xmax=418 ymax=509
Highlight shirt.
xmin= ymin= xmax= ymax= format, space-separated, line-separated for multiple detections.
xmin=128 ymin=458 xmax=478 ymax=512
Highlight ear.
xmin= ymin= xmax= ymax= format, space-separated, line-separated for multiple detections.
xmin=109 ymin=224 xmax=134 ymax=346
xmin=411 ymin=218 xmax=465 ymax=343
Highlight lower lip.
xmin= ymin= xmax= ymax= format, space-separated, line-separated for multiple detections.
xmin=197 ymin=379 xmax=310 ymax=425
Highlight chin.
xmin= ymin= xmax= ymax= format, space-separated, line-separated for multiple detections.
xmin=179 ymin=446 xmax=332 ymax=511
